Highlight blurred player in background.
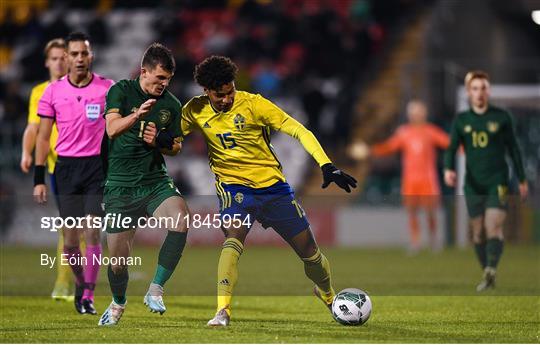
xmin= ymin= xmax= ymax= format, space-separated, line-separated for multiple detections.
xmin=33 ymin=32 xmax=114 ymax=314
xmin=444 ymin=71 xmax=528 ymax=291
xmin=98 ymin=43 xmax=188 ymax=326
xmin=20 ymin=38 xmax=78 ymax=301
xmin=182 ymin=56 xmax=357 ymax=326
xmin=370 ymin=100 xmax=449 ymax=253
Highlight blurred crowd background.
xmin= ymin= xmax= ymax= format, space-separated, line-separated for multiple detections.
xmin=0 ymin=0 xmax=539 ymax=246
xmin=1 ymin=0 xmax=405 ymax=161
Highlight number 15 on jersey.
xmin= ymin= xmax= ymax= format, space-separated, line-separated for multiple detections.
xmin=216 ymin=132 xmax=237 ymax=149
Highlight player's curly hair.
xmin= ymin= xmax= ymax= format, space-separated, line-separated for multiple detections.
xmin=194 ymin=56 xmax=238 ymax=90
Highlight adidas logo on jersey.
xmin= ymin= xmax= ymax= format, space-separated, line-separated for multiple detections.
xmin=203 ymin=122 xmax=211 ymax=128
xmin=219 ymin=279 xmax=230 ymax=286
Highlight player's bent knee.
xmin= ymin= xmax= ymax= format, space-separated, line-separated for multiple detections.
xmin=471 ymin=236 xmax=483 ymax=244
xmin=63 ymin=231 xmax=80 ymax=247
xmin=168 ymin=210 xmax=189 ymax=233
xmin=224 ymin=226 xmax=248 ymax=243
xmin=110 ymin=263 xmax=128 ymax=275
xmin=484 ymin=208 xmax=505 ymax=240
xmin=169 ymin=224 xmax=188 ymax=233
xmin=288 ymin=228 xmax=318 ymax=258
xmin=486 ymin=228 xmax=504 ymax=240
xmin=471 ymin=228 xmax=484 ymax=243
xmin=298 ymin=242 xmax=318 ymax=259
xmin=84 ymin=229 xmax=100 ymax=244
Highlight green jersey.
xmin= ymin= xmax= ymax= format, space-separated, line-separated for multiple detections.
xmin=444 ymin=105 xmax=525 ymax=187
xmin=104 ymin=78 xmax=182 ymax=187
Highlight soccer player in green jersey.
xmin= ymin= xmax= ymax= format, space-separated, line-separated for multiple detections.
xmin=444 ymin=70 xmax=528 ymax=291
xmin=98 ymin=43 xmax=189 ymax=326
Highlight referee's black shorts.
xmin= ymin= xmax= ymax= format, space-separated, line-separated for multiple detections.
xmin=54 ymin=155 xmax=105 ymax=219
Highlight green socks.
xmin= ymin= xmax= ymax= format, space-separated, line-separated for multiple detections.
xmin=486 ymin=238 xmax=503 ymax=269
xmin=108 ymin=231 xmax=187 ymax=303
xmin=474 ymin=238 xmax=503 ymax=271
xmin=474 ymin=242 xmax=487 ymax=269
xmin=108 ymin=264 xmax=128 ymax=305
xmin=152 ymin=231 xmax=187 ymax=286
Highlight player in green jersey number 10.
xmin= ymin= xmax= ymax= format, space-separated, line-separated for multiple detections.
xmin=444 ymin=70 xmax=528 ymax=292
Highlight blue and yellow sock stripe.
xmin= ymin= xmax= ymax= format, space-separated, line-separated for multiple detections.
xmin=222 ymin=238 xmax=244 ymax=255
xmin=302 ymin=248 xmax=323 ymax=265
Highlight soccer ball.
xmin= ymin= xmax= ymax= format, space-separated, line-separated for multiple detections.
xmin=331 ymin=288 xmax=372 ymax=326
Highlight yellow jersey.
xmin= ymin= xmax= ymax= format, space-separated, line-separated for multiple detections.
xmin=28 ymin=81 xmax=59 ymax=174
xmin=181 ymin=91 xmax=331 ymax=188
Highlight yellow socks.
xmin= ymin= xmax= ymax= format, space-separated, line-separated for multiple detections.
xmin=302 ymin=249 xmax=335 ymax=304
xmin=216 ymin=238 xmax=243 ymax=316
xmin=215 ymin=241 xmax=334 ymax=316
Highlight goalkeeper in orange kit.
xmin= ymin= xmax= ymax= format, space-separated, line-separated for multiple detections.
xmin=370 ymin=100 xmax=449 ymax=252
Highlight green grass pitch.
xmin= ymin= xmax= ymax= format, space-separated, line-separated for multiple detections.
xmin=1 ymin=245 xmax=539 ymax=343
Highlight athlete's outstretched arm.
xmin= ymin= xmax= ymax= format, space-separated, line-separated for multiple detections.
xmin=280 ymin=117 xmax=357 ymax=192
xmin=371 ymin=131 xmax=402 ymax=157
xmin=429 ymin=124 xmax=450 ymax=149
xmin=279 ymin=116 xmax=331 ymax=166
xmin=256 ymin=95 xmax=356 ymax=192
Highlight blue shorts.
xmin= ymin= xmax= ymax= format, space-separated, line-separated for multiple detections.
xmin=215 ymin=181 xmax=310 ymax=240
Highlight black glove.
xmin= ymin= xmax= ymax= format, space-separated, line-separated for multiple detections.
xmin=156 ymin=130 xmax=175 ymax=150
xmin=321 ymin=163 xmax=357 ymax=193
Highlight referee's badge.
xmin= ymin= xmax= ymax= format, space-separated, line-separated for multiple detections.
xmin=234 ymin=192 xmax=244 ymax=204
xmin=159 ymin=109 xmax=171 ymax=125
xmin=234 ymin=114 xmax=246 ymax=130
xmin=86 ymin=104 xmax=100 ymax=121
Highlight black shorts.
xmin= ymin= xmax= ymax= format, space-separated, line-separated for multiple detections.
xmin=49 ymin=173 xmax=60 ymax=208
xmin=54 ymin=155 xmax=105 ymax=219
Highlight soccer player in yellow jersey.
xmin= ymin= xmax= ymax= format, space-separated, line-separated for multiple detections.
xmin=181 ymin=56 xmax=357 ymax=326
xmin=20 ymin=38 xmax=74 ymax=301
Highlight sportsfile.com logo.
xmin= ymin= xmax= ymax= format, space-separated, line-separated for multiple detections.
xmin=40 ymin=213 xmax=170 ymax=232
xmin=40 ymin=213 xmax=252 ymax=231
